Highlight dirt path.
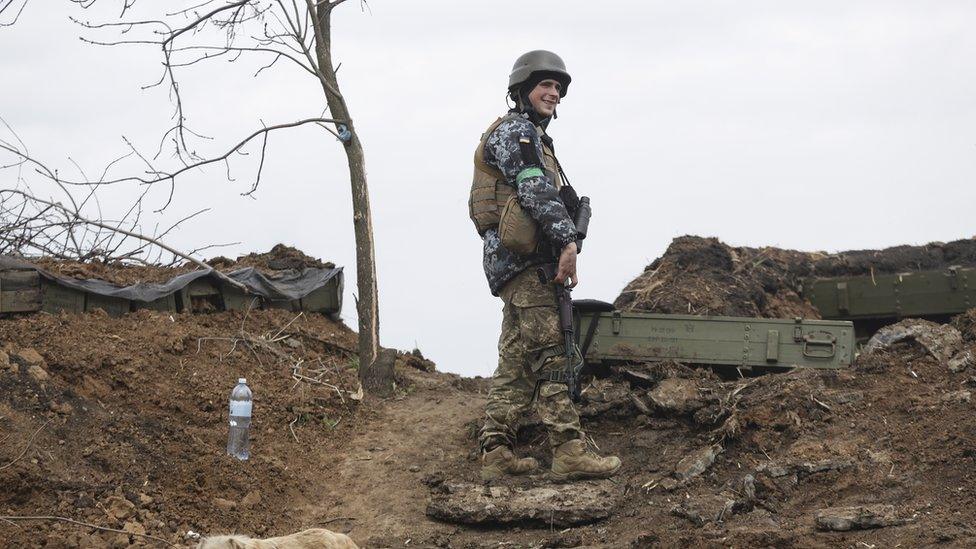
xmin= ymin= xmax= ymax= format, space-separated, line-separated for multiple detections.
xmin=312 ymin=371 xmax=486 ymax=548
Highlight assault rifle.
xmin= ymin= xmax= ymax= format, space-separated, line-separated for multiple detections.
xmin=535 ymin=196 xmax=591 ymax=403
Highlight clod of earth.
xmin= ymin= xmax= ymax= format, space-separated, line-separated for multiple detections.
xmin=12 ymin=348 xmax=44 ymax=366
xmin=671 ymin=494 xmax=736 ymax=527
xmin=949 ymin=349 xmax=974 ymax=373
xmin=647 ymin=378 xmax=703 ymax=413
xmin=941 ymin=390 xmax=971 ymax=404
xmin=26 ymin=364 xmax=49 ymax=382
xmin=425 ymin=481 xmax=621 ymax=527
xmin=100 ymin=494 xmax=136 ymax=522
xmin=674 ymin=444 xmax=724 ymax=481
xmin=814 ymin=504 xmax=904 ymax=531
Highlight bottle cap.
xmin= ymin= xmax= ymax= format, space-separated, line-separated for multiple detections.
xmin=238 ymin=377 xmax=247 ymax=384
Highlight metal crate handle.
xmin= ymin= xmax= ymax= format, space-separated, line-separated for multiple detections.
xmin=802 ymin=330 xmax=836 ymax=358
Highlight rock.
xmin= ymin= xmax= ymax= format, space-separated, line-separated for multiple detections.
xmin=671 ymin=495 xmax=735 ymax=526
xmin=426 ymin=480 xmax=621 ymax=527
xmin=110 ymin=532 xmax=130 ymax=548
xmin=138 ymin=493 xmax=154 ymax=506
xmin=213 ymin=497 xmax=237 ymax=511
xmin=14 ymin=348 xmax=45 ymax=366
xmin=658 ymin=478 xmax=680 ymax=491
xmin=49 ymin=400 xmax=73 ymax=414
xmin=674 ymin=444 xmax=723 ymax=481
xmin=580 ymin=378 xmax=634 ymax=417
xmin=122 ymin=521 xmax=146 ymax=536
xmin=101 ymin=495 xmax=136 ymax=522
xmin=942 ymin=390 xmax=972 ymax=404
xmin=949 ymin=350 xmax=974 ymax=373
xmin=26 ymin=364 xmax=49 ymax=382
xmin=648 ymin=378 xmax=704 ymax=413
xmin=814 ymin=504 xmax=903 ymax=531
xmin=0 ymin=349 xmax=12 ymax=373
xmin=240 ymin=490 xmax=262 ymax=508
xmin=864 ymin=319 xmax=963 ymax=363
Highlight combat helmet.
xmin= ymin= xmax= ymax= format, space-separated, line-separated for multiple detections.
xmin=508 ymin=50 xmax=571 ymax=98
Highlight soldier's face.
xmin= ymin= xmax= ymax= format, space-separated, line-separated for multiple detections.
xmin=528 ymin=79 xmax=562 ymax=118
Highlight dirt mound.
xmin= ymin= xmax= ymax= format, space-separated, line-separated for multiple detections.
xmin=811 ymin=237 xmax=976 ymax=277
xmin=0 ymin=307 xmax=369 ymax=547
xmin=614 ymin=236 xmax=820 ymax=318
xmin=26 ymin=244 xmax=334 ymax=286
xmin=210 ymin=244 xmax=335 ymax=273
xmin=615 ymin=235 xmax=976 ymax=319
xmin=5 ymin=307 xmax=976 ymax=547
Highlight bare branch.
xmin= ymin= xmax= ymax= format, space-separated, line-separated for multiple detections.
xmin=2 ymin=189 xmax=249 ymax=293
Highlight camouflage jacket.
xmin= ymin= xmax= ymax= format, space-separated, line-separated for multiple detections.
xmin=481 ymin=112 xmax=577 ymax=296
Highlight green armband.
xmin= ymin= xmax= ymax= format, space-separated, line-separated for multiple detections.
xmin=515 ymin=167 xmax=544 ymax=184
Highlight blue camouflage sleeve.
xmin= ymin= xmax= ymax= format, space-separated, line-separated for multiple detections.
xmin=484 ymin=117 xmax=577 ymax=250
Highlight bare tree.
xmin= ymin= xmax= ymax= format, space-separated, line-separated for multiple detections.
xmin=0 ymin=0 xmax=388 ymax=393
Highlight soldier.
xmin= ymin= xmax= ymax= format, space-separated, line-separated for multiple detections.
xmin=469 ymin=50 xmax=622 ymax=481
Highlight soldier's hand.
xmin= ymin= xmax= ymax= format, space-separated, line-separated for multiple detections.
xmin=555 ymin=242 xmax=578 ymax=288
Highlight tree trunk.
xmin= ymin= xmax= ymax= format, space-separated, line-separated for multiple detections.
xmin=311 ymin=2 xmax=385 ymax=393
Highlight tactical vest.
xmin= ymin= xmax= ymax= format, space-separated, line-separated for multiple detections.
xmin=469 ymin=115 xmax=563 ymax=247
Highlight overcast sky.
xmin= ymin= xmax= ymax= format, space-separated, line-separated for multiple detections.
xmin=2 ymin=1 xmax=975 ymax=377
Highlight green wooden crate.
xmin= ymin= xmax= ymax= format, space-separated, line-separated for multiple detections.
xmin=132 ymin=294 xmax=179 ymax=313
xmin=0 ymin=270 xmax=42 ymax=313
xmin=40 ymin=280 xmax=86 ymax=315
xmin=804 ymin=267 xmax=976 ymax=320
xmin=85 ymin=293 xmax=130 ymax=317
xmin=298 ymin=275 xmax=342 ymax=315
xmin=578 ymin=310 xmax=854 ymax=370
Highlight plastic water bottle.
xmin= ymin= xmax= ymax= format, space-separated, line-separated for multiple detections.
xmin=226 ymin=378 xmax=252 ymax=460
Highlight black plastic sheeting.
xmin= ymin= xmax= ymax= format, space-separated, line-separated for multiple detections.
xmin=0 ymin=256 xmax=342 ymax=302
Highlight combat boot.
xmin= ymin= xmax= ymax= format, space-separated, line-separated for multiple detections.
xmin=481 ymin=446 xmax=539 ymax=481
xmin=550 ymin=439 xmax=622 ymax=481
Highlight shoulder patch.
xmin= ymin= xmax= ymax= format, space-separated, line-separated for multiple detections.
xmin=518 ymin=136 xmax=543 ymax=168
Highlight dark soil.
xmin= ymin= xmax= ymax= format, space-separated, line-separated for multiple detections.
xmin=613 ymin=236 xmax=821 ymax=318
xmin=615 ymin=235 xmax=976 ymax=319
xmin=28 ymin=244 xmax=332 ymax=286
xmin=5 ymin=245 xmax=976 ymax=548
xmin=4 ymin=306 xmax=976 ymax=547
xmin=0 ymin=308 xmax=367 ymax=548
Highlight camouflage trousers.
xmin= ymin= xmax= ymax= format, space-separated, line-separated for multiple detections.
xmin=479 ymin=268 xmax=583 ymax=451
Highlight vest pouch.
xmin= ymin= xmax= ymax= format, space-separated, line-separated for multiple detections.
xmin=498 ymin=195 xmax=539 ymax=256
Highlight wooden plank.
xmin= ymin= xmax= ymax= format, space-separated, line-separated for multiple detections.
xmin=41 ymin=281 xmax=86 ymax=314
xmin=132 ymin=294 xmax=178 ymax=313
xmin=0 ymin=290 xmax=42 ymax=313
xmin=1 ymin=270 xmax=41 ymax=291
xmin=299 ymin=277 xmax=341 ymax=314
xmin=0 ymin=270 xmax=41 ymax=313
xmin=221 ymin=286 xmax=260 ymax=312
xmin=85 ymin=293 xmax=130 ymax=317
xmin=184 ymin=278 xmax=224 ymax=313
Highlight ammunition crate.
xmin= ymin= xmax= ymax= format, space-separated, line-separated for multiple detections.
xmin=804 ymin=267 xmax=976 ymax=321
xmin=578 ymin=309 xmax=854 ymax=370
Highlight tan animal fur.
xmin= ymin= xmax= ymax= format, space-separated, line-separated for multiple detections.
xmin=196 ymin=528 xmax=359 ymax=549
